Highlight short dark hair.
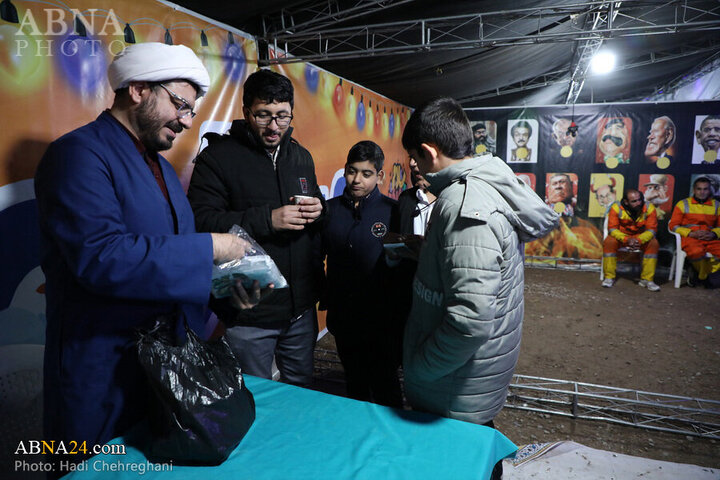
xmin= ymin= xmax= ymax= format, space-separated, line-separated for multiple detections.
xmin=699 ymin=115 xmax=720 ymax=130
xmin=473 ymin=122 xmax=486 ymax=132
xmin=511 ymin=120 xmax=533 ymax=137
xmin=347 ymin=140 xmax=384 ymax=172
xmin=622 ymin=188 xmax=643 ymax=203
xmin=243 ymin=69 xmax=294 ymax=108
xmin=402 ymin=97 xmax=473 ymax=159
xmin=693 ymin=176 xmax=711 ymax=188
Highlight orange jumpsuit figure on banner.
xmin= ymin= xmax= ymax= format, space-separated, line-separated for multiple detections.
xmin=602 ymin=189 xmax=660 ymax=291
xmin=669 ymin=176 xmax=720 ymax=286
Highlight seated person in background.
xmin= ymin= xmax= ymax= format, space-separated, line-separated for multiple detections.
xmin=602 ymin=189 xmax=660 ymax=291
xmin=669 ymin=176 xmax=720 ymax=287
xmin=320 ymin=141 xmax=403 ymax=407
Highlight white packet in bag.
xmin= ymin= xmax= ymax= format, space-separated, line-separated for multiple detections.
xmin=211 ymin=225 xmax=288 ymax=298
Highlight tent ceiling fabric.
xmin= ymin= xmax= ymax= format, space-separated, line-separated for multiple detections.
xmin=172 ymin=0 xmax=720 ymax=108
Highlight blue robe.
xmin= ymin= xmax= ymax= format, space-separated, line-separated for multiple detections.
xmin=34 ymin=111 xmax=213 ymax=449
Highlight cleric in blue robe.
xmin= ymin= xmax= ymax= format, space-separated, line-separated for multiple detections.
xmin=34 ymin=43 xmax=254 ymax=472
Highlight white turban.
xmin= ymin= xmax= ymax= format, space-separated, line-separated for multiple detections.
xmin=108 ymin=42 xmax=211 ymax=97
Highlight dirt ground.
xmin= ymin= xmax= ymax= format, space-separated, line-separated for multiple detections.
xmin=313 ymin=267 xmax=720 ymax=469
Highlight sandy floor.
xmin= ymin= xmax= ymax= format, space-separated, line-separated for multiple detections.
xmin=314 ymin=267 xmax=720 ymax=468
xmin=499 ymin=267 xmax=719 ymax=469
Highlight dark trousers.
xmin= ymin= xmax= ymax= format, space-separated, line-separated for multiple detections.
xmin=333 ymin=327 xmax=403 ymax=408
xmin=224 ymin=308 xmax=318 ymax=387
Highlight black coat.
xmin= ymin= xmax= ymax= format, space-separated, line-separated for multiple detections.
xmin=188 ymin=120 xmax=325 ymax=325
xmin=391 ymin=187 xmax=423 ymax=333
xmin=322 ymin=187 xmax=397 ymax=334
xmin=395 ymin=186 xmax=421 ymax=235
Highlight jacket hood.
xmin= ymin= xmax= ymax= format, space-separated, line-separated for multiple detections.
xmin=426 ymin=154 xmax=559 ymax=242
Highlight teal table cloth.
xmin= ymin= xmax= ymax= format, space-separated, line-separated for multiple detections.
xmin=65 ymin=375 xmax=517 ymax=479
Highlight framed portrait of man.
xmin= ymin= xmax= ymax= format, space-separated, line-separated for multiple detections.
xmin=639 ymin=174 xmax=674 ymax=221
xmin=643 ymin=116 xmax=676 ymax=169
xmin=589 ymin=173 xmax=624 ymax=218
xmin=471 ymin=121 xmax=497 ymax=155
xmin=596 ymin=117 xmax=632 ymax=168
xmin=691 ymin=115 xmax=720 ymax=165
xmin=545 ymin=172 xmax=578 ymax=217
xmin=507 ymin=119 xmax=539 ymax=163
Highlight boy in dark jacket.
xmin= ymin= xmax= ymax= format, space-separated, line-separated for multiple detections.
xmin=321 ymin=141 xmax=403 ymax=407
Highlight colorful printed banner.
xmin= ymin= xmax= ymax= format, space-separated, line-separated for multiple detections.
xmin=0 ymin=0 xmax=409 ymax=345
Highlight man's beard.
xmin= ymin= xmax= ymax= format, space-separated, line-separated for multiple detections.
xmin=136 ymin=95 xmax=183 ymax=152
xmin=625 ymin=202 xmax=643 ymax=219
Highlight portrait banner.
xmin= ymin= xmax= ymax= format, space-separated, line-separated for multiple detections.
xmin=466 ymin=101 xmax=720 ymax=264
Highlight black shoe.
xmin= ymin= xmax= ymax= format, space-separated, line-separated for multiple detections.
xmin=705 ymin=271 xmax=720 ymax=289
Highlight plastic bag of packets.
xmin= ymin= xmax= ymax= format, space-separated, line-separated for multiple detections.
xmin=211 ymin=225 xmax=288 ymax=298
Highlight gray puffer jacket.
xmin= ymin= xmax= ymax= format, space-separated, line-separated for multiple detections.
xmin=403 ymin=154 xmax=558 ymax=425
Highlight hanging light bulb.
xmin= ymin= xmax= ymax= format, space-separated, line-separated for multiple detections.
xmin=200 ymin=30 xmax=209 ymax=47
xmin=227 ymin=32 xmax=235 ymax=44
xmin=164 ymin=28 xmax=173 ymax=45
xmin=590 ymin=50 xmax=616 ymax=74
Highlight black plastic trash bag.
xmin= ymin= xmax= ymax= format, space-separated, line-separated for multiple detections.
xmin=137 ymin=318 xmax=255 ymax=465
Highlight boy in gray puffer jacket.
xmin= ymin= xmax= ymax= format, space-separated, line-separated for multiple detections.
xmin=401 ymin=98 xmax=558 ymax=478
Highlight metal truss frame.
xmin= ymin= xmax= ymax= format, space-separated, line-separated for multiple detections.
xmin=506 ymin=375 xmax=720 ymax=439
xmin=457 ymin=37 xmax=720 ymax=104
xmin=262 ymin=0 xmax=414 ymax=36
xmin=565 ymin=1 xmax=621 ymax=104
xmin=262 ymin=0 xmax=720 ymax=64
xmin=642 ymin=49 xmax=720 ymax=101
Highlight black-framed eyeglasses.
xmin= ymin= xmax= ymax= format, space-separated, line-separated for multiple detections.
xmin=158 ymin=83 xmax=196 ymax=119
xmin=250 ymin=111 xmax=293 ymax=128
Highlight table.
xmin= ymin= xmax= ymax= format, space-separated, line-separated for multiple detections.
xmin=65 ymin=376 xmax=517 ymax=479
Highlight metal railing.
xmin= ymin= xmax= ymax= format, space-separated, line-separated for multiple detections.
xmin=506 ymin=374 xmax=720 ymax=439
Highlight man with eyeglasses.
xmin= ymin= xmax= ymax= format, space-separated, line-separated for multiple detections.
xmin=189 ymin=69 xmax=326 ymax=388
xmin=35 ymin=43 xmax=258 ymax=475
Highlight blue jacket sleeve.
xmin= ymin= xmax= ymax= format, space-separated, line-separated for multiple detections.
xmin=36 ymin=139 xmax=214 ymax=304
